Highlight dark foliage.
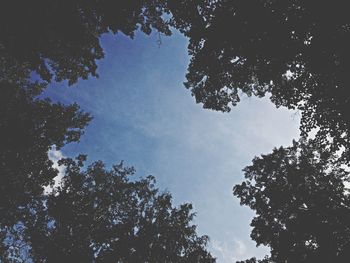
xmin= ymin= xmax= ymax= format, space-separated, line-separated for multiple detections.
xmin=2 ymin=1 xmax=349 ymax=160
xmin=0 ymin=0 xmax=172 ymax=85
xmin=0 ymin=3 xmax=218 ymax=259
xmin=180 ymin=0 xmax=350 ymax=162
xmin=3 ymin=1 xmax=349 ymax=262
xmin=233 ymin=140 xmax=350 ymax=263
xmin=28 ymin=157 xmax=215 ymax=262
xmin=0 ymin=81 xmax=91 ymax=259
xmin=0 ymin=80 xmax=214 ymax=261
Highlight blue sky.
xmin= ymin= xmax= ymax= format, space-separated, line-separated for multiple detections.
xmin=43 ymin=31 xmax=301 ymax=262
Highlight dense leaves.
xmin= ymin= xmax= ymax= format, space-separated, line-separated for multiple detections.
xmin=2 ymin=1 xmax=349 ymax=160
xmin=28 ymin=157 xmax=215 ymax=262
xmin=0 ymin=81 xmax=91 ymax=259
xmin=181 ymin=0 xmax=350 ymax=162
xmin=0 ymin=3 xmax=219 ymax=260
xmin=233 ymin=140 xmax=350 ymax=263
xmin=0 ymin=80 xmax=214 ymax=261
xmin=0 ymin=0 xmax=172 ymax=85
xmin=0 ymin=80 xmax=215 ymax=261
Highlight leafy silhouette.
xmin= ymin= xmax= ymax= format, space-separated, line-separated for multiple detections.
xmin=2 ymin=1 xmax=349 ymax=159
xmin=28 ymin=157 xmax=215 ymax=262
xmin=0 ymin=0 xmax=172 ymax=85
xmin=233 ymin=139 xmax=350 ymax=263
xmin=2 ymin=2 xmax=349 ymax=262
xmin=180 ymin=0 xmax=350 ymax=162
xmin=0 ymin=77 xmax=214 ymax=261
xmin=0 ymin=80 xmax=91 ymax=259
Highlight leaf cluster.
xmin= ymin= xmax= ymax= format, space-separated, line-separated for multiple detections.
xmin=233 ymin=140 xmax=350 ymax=263
xmin=27 ymin=158 xmax=215 ymax=262
xmin=0 ymin=0 xmax=172 ymax=85
xmin=180 ymin=0 xmax=350 ymax=161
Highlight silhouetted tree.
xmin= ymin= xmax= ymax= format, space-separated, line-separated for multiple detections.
xmin=178 ymin=0 xmax=350 ymax=162
xmin=0 ymin=79 xmax=215 ymax=261
xmin=2 ymin=1 xmax=349 ymax=159
xmin=0 ymin=80 xmax=91 ymax=258
xmin=233 ymin=139 xmax=350 ymax=263
xmin=0 ymin=0 xmax=172 ymax=85
xmin=4 ymin=2 xmax=349 ymax=261
xmin=28 ymin=157 xmax=215 ymax=262
xmin=0 ymin=4 xmax=218 ymax=258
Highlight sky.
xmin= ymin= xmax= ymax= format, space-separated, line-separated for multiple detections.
xmin=43 ymin=31 xmax=301 ymax=262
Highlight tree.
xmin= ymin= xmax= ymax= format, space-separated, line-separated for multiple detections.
xmin=178 ymin=0 xmax=350 ymax=162
xmin=0 ymin=0 xmax=172 ymax=85
xmin=233 ymin=139 xmax=350 ymax=263
xmin=0 ymin=4 xmax=217 ymax=258
xmin=0 ymin=0 xmax=220 ymax=87
xmin=0 ymin=80 xmax=91 ymax=259
xmin=2 ymin=1 xmax=349 ymax=160
xmin=28 ymin=157 xmax=215 ymax=263
xmin=0 ymin=78 xmax=215 ymax=262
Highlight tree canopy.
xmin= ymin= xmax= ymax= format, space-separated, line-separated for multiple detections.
xmin=180 ymin=0 xmax=350 ymax=162
xmin=2 ymin=1 xmax=350 ymax=262
xmin=2 ymin=1 xmax=348 ymax=161
xmin=0 ymin=80 xmax=91 ymax=259
xmin=0 ymin=78 xmax=214 ymax=262
xmin=0 ymin=0 xmax=172 ymax=85
xmin=0 ymin=2 xmax=218 ymax=260
xmin=23 ymin=157 xmax=215 ymax=262
xmin=233 ymin=140 xmax=350 ymax=263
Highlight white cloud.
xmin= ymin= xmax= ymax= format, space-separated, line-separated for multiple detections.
xmin=212 ymin=239 xmax=257 ymax=263
xmin=44 ymin=146 xmax=65 ymax=194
